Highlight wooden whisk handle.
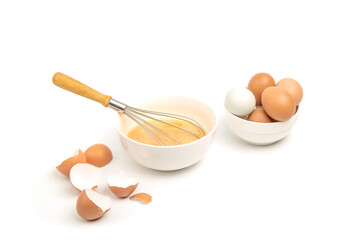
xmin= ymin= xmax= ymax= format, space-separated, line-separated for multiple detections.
xmin=52 ymin=72 xmax=112 ymax=107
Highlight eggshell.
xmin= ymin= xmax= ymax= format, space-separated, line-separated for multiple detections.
xmin=130 ymin=193 xmax=152 ymax=204
xmin=262 ymin=86 xmax=296 ymax=121
xmin=276 ymin=78 xmax=303 ymax=105
xmin=85 ymin=144 xmax=113 ymax=167
xmin=76 ymin=189 xmax=111 ymax=221
xmin=108 ymin=171 xmax=139 ymax=198
xmin=247 ymin=106 xmax=273 ymax=123
xmin=69 ymin=163 xmax=102 ymax=192
xmin=56 ymin=149 xmax=87 ymax=177
xmin=224 ymin=87 xmax=256 ymax=117
xmin=248 ymin=72 xmax=275 ymax=105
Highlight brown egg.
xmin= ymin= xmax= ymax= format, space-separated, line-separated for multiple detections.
xmin=276 ymin=78 xmax=303 ymax=105
xmin=76 ymin=189 xmax=111 ymax=221
xmin=56 ymin=149 xmax=87 ymax=177
xmin=85 ymin=144 xmax=113 ymax=167
xmin=262 ymin=86 xmax=296 ymax=121
xmin=248 ymin=72 xmax=275 ymax=105
xmin=247 ymin=107 xmax=273 ymax=123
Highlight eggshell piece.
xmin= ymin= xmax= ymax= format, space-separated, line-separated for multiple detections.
xmin=76 ymin=189 xmax=111 ymax=221
xmin=276 ymin=78 xmax=303 ymax=105
xmin=108 ymin=171 xmax=139 ymax=198
xmin=56 ymin=149 xmax=87 ymax=177
xmin=262 ymin=86 xmax=296 ymax=121
xmin=85 ymin=144 xmax=113 ymax=167
xmin=130 ymin=193 xmax=152 ymax=204
xmin=224 ymin=87 xmax=256 ymax=117
xmin=247 ymin=106 xmax=273 ymax=123
xmin=248 ymin=72 xmax=275 ymax=105
xmin=69 ymin=163 xmax=102 ymax=192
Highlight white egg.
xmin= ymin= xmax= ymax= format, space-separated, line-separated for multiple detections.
xmin=225 ymin=87 xmax=256 ymax=117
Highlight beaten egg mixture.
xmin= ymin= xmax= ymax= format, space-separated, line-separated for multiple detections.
xmin=127 ymin=118 xmax=205 ymax=146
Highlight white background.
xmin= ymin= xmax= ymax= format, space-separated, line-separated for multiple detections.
xmin=1 ymin=0 xmax=359 ymax=239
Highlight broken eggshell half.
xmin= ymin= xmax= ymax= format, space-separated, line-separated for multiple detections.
xmin=76 ymin=189 xmax=111 ymax=221
xmin=56 ymin=149 xmax=87 ymax=177
xmin=85 ymin=144 xmax=113 ymax=167
xmin=108 ymin=171 xmax=139 ymax=198
xmin=69 ymin=163 xmax=102 ymax=192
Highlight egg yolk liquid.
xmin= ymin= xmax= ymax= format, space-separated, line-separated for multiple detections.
xmin=127 ymin=118 xmax=205 ymax=146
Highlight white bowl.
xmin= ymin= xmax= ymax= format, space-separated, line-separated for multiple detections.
xmin=117 ymin=96 xmax=217 ymax=171
xmin=224 ymin=107 xmax=299 ymax=145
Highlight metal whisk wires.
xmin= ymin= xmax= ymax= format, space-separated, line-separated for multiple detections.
xmin=109 ymin=99 xmax=206 ymax=146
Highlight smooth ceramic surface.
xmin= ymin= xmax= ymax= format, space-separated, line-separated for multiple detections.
xmin=225 ymin=107 xmax=299 ymax=145
xmin=117 ymin=96 xmax=217 ymax=171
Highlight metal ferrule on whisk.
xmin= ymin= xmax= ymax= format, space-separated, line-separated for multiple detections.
xmin=108 ymin=98 xmax=128 ymax=113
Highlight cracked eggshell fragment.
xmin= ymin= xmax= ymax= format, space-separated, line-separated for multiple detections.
xmin=56 ymin=149 xmax=87 ymax=177
xmin=130 ymin=193 xmax=152 ymax=204
xmin=108 ymin=171 xmax=139 ymax=198
xmin=76 ymin=189 xmax=111 ymax=221
xmin=69 ymin=163 xmax=102 ymax=192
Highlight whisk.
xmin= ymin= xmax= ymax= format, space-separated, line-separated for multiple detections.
xmin=52 ymin=72 xmax=206 ymax=146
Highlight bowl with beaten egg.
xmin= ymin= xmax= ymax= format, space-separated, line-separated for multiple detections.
xmin=117 ymin=96 xmax=217 ymax=171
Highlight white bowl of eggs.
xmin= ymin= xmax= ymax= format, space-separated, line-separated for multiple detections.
xmin=224 ymin=73 xmax=303 ymax=145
